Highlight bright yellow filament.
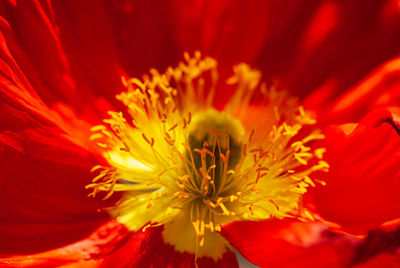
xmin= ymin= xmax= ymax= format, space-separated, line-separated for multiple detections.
xmin=87 ymin=52 xmax=328 ymax=261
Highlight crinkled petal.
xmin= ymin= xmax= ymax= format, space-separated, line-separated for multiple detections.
xmin=352 ymin=227 xmax=400 ymax=266
xmin=0 ymin=221 xmax=131 ymax=266
xmin=353 ymin=251 xmax=400 ymax=268
xmin=309 ymin=108 xmax=400 ymax=234
xmin=1 ymin=222 xmax=238 ymax=268
xmin=100 ymin=226 xmax=238 ymax=268
xmin=222 ymin=219 xmax=356 ymax=268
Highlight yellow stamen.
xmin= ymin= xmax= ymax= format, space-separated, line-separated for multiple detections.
xmin=86 ymin=52 xmax=328 ymax=262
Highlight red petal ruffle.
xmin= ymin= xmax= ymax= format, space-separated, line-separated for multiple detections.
xmin=309 ymin=108 xmax=400 ymax=234
xmin=353 ymin=251 xmax=400 ymax=268
xmin=99 ymin=226 xmax=238 ymax=268
xmin=222 ymin=218 xmax=356 ymax=268
xmin=1 ymin=222 xmax=238 ymax=268
xmin=0 ymin=221 xmax=130 ymax=266
xmin=352 ymin=227 xmax=400 ymax=266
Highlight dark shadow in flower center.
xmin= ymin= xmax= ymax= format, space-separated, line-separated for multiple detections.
xmin=186 ymin=109 xmax=244 ymax=200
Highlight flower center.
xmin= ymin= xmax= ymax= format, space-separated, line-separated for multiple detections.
xmin=86 ymin=52 xmax=329 ymax=261
xmin=187 ymin=109 xmax=244 ymax=198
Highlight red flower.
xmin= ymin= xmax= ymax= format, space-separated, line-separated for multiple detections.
xmin=1 ymin=0 xmax=400 ymax=267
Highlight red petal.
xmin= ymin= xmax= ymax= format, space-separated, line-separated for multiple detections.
xmin=222 ymin=219 xmax=356 ymax=268
xmin=0 ymin=1 xmax=80 ymax=107
xmin=281 ymin=0 xmax=400 ymax=98
xmin=352 ymin=227 xmax=400 ymax=265
xmin=102 ymin=0 xmax=182 ymax=75
xmin=49 ymin=0 xmax=126 ymax=109
xmin=0 ymin=26 xmax=112 ymax=253
xmin=100 ymin=226 xmax=238 ymax=268
xmin=169 ymin=0 xmax=400 ymax=100
xmin=353 ymin=252 xmax=400 ymax=268
xmin=331 ymin=58 xmax=400 ymax=121
xmin=0 ymin=142 xmax=114 ymax=254
xmin=0 ymin=0 xmax=123 ymax=117
xmin=309 ymin=108 xmax=400 ymax=234
xmin=306 ymin=56 xmax=400 ymax=125
xmin=0 ymin=221 xmax=131 ymax=266
xmin=169 ymin=0 xmax=269 ymax=69
xmin=1 ymin=223 xmax=238 ymax=268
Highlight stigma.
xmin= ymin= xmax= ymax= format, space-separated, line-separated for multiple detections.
xmin=187 ymin=108 xmax=244 ymax=191
xmin=87 ymin=52 xmax=329 ymax=261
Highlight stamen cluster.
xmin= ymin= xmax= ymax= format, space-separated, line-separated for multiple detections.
xmin=87 ymin=52 xmax=328 ymax=260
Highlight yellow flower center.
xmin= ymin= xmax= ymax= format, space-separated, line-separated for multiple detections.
xmin=87 ymin=52 xmax=329 ymax=261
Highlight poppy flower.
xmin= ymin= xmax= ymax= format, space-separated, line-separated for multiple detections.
xmin=1 ymin=0 xmax=400 ymax=267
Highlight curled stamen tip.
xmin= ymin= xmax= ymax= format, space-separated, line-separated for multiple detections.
xmin=90 ymin=165 xmax=103 ymax=172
